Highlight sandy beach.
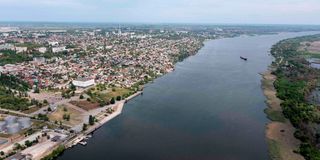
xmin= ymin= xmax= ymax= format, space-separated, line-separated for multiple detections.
xmin=261 ymin=70 xmax=304 ymax=160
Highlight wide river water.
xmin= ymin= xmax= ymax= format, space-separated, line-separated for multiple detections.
xmin=58 ymin=32 xmax=319 ymax=160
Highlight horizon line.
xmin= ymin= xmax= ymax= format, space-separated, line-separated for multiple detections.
xmin=1 ymin=21 xmax=320 ymax=26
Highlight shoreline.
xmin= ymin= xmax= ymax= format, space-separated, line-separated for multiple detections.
xmin=261 ymin=69 xmax=304 ymax=160
xmin=64 ymin=91 xmax=143 ymax=149
xmin=85 ymin=91 xmax=143 ymax=135
xmin=36 ymin=40 xmax=207 ymax=159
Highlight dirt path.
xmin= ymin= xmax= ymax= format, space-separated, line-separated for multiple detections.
xmin=262 ymin=70 xmax=304 ymax=160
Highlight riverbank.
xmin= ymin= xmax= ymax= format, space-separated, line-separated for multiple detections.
xmin=85 ymin=91 xmax=142 ymax=135
xmin=261 ymin=69 xmax=304 ymax=160
xmin=64 ymin=91 xmax=143 ymax=149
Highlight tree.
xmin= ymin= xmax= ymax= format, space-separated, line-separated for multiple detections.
xmin=63 ymin=114 xmax=70 ymax=121
xmin=79 ymin=94 xmax=84 ymax=99
xmin=37 ymin=113 xmax=49 ymax=121
xmin=70 ymin=83 xmax=76 ymax=91
xmin=110 ymin=97 xmax=115 ymax=104
xmin=116 ymin=96 xmax=122 ymax=101
xmin=43 ymin=99 xmax=48 ymax=104
xmin=13 ymin=143 xmax=22 ymax=150
xmin=89 ymin=115 xmax=95 ymax=125
xmin=87 ymin=98 xmax=91 ymax=102
xmin=34 ymin=87 xmax=40 ymax=93
xmin=82 ymin=123 xmax=87 ymax=131
xmin=25 ymin=140 xmax=32 ymax=147
xmin=99 ymin=100 xmax=106 ymax=107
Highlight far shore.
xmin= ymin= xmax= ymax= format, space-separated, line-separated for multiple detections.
xmin=261 ymin=69 xmax=304 ymax=160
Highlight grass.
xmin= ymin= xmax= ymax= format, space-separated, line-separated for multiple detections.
xmin=302 ymin=52 xmax=320 ymax=58
xmin=70 ymin=101 xmax=99 ymax=111
xmin=22 ymin=106 xmax=41 ymax=114
xmin=14 ymin=42 xmax=42 ymax=48
xmin=90 ymin=87 xmax=131 ymax=102
xmin=267 ymin=138 xmax=283 ymax=160
xmin=0 ymin=133 xmax=12 ymax=138
xmin=264 ymin=108 xmax=286 ymax=123
xmin=48 ymin=105 xmax=83 ymax=126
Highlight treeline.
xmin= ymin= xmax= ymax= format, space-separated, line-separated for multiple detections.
xmin=0 ymin=50 xmax=32 ymax=66
xmin=0 ymin=49 xmax=67 ymax=66
xmin=271 ymin=34 xmax=320 ymax=159
xmin=0 ymin=74 xmax=31 ymax=111
xmin=0 ymin=86 xmax=30 ymax=111
xmin=0 ymin=74 xmax=30 ymax=91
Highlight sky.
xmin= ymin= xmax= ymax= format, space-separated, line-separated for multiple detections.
xmin=0 ymin=0 xmax=320 ymax=24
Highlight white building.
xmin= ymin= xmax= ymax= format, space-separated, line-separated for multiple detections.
xmin=72 ymin=78 xmax=95 ymax=88
xmin=0 ymin=44 xmax=14 ymax=50
xmin=15 ymin=47 xmax=27 ymax=53
xmin=37 ymin=47 xmax=47 ymax=53
xmin=48 ymin=41 xmax=59 ymax=46
xmin=52 ymin=46 xmax=66 ymax=53
xmin=33 ymin=57 xmax=46 ymax=64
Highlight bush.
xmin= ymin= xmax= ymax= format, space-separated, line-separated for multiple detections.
xmin=34 ymin=87 xmax=40 ymax=93
xmin=25 ymin=140 xmax=33 ymax=147
xmin=89 ymin=115 xmax=95 ymax=125
xmin=82 ymin=123 xmax=87 ymax=131
xmin=37 ymin=113 xmax=49 ymax=121
xmin=300 ymin=143 xmax=320 ymax=160
xmin=110 ymin=97 xmax=115 ymax=104
xmin=63 ymin=114 xmax=70 ymax=121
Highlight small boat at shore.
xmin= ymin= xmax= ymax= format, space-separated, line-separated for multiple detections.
xmin=79 ymin=141 xmax=87 ymax=146
xmin=87 ymin=134 xmax=92 ymax=138
xmin=240 ymin=56 xmax=248 ymax=61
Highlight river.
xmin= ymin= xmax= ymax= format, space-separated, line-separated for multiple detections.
xmin=58 ymin=32 xmax=319 ymax=160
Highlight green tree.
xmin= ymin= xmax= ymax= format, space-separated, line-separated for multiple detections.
xmin=25 ymin=140 xmax=33 ymax=147
xmin=89 ymin=115 xmax=95 ymax=125
xmin=110 ymin=97 xmax=115 ymax=104
xmin=34 ymin=87 xmax=40 ymax=93
xmin=82 ymin=123 xmax=87 ymax=131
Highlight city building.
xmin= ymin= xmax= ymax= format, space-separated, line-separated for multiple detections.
xmin=52 ymin=46 xmax=66 ymax=53
xmin=72 ymin=78 xmax=95 ymax=88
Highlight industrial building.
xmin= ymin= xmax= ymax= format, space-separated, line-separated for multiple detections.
xmin=0 ymin=116 xmax=32 ymax=134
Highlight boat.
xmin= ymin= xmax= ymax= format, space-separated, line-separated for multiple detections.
xmin=86 ymin=134 xmax=92 ymax=138
xmin=240 ymin=56 xmax=248 ymax=61
xmin=79 ymin=141 xmax=87 ymax=146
